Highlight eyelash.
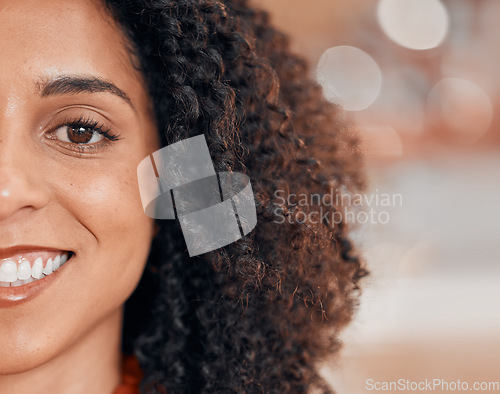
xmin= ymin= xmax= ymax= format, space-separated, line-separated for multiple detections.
xmin=49 ymin=115 xmax=121 ymax=155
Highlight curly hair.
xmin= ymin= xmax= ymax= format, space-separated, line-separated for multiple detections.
xmin=104 ymin=0 xmax=368 ymax=392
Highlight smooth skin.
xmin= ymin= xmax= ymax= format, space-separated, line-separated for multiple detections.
xmin=0 ymin=0 xmax=159 ymax=392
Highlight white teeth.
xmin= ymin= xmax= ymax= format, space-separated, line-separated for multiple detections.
xmin=0 ymin=261 xmax=17 ymax=282
xmin=21 ymin=277 xmax=34 ymax=285
xmin=42 ymin=258 xmax=53 ymax=276
xmin=52 ymin=255 xmax=61 ymax=270
xmin=17 ymin=260 xmax=32 ymax=281
xmin=32 ymin=258 xmax=44 ymax=279
xmin=0 ymin=252 xmax=69 ymax=287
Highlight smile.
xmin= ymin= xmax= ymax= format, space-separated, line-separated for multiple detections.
xmin=0 ymin=250 xmax=71 ymax=287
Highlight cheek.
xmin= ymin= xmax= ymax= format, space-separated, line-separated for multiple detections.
xmin=59 ymin=158 xmax=155 ymax=304
xmin=74 ymin=169 xmax=144 ymax=232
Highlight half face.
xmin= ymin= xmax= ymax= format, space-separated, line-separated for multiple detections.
xmin=0 ymin=0 xmax=158 ymax=373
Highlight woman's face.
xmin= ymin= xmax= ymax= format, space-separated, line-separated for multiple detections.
xmin=0 ymin=0 xmax=158 ymax=373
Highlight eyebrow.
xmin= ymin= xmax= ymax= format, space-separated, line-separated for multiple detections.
xmin=38 ymin=75 xmax=135 ymax=111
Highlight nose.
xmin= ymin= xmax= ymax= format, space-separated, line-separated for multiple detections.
xmin=0 ymin=139 xmax=50 ymax=222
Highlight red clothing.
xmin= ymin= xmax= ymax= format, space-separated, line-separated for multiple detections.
xmin=114 ymin=355 xmax=143 ymax=394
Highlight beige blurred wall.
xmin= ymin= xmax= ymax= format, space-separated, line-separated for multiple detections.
xmin=252 ymin=0 xmax=372 ymax=63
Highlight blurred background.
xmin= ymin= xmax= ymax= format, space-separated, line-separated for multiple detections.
xmin=253 ymin=0 xmax=500 ymax=392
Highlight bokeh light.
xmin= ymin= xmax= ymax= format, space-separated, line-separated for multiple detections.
xmin=360 ymin=125 xmax=403 ymax=158
xmin=399 ymin=242 xmax=435 ymax=277
xmin=316 ymin=46 xmax=382 ymax=111
xmin=377 ymin=0 xmax=449 ymax=50
xmin=427 ymin=78 xmax=493 ymax=143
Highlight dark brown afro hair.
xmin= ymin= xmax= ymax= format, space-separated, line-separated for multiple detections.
xmin=104 ymin=0 xmax=368 ymax=392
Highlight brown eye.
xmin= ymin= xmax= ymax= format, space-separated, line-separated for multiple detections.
xmin=53 ymin=125 xmax=104 ymax=145
xmin=67 ymin=126 xmax=93 ymax=143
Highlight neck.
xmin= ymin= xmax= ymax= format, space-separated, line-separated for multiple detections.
xmin=0 ymin=308 xmax=123 ymax=394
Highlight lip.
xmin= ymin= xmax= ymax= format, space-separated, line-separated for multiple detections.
xmin=0 ymin=246 xmax=73 ymax=308
xmin=0 ymin=245 xmax=62 ymax=261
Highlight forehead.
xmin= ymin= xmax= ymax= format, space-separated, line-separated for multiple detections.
xmin=0 ymin=0 xmax=140 ymax=98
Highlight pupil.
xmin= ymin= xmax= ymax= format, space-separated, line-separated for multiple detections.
xmin=68 ymin=127 xmax=92 ymax=144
